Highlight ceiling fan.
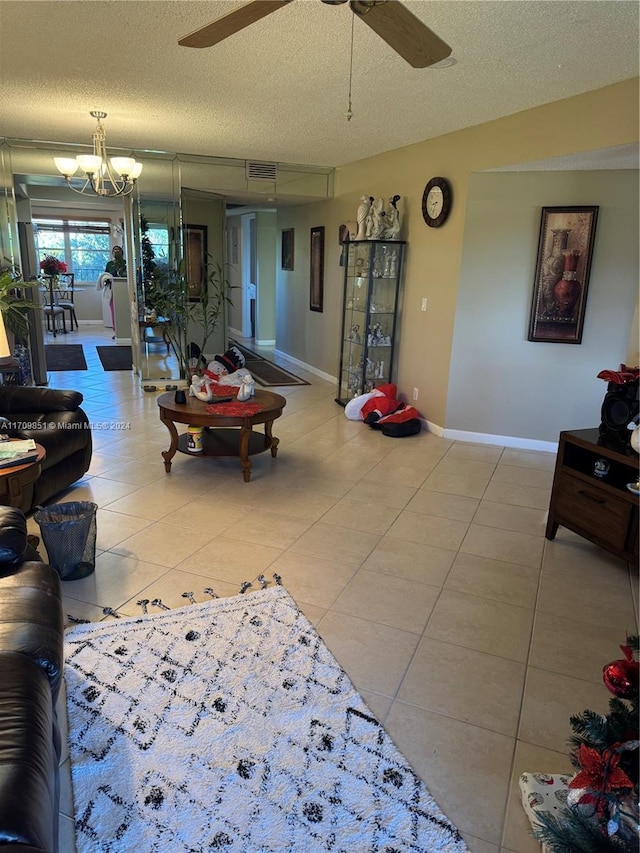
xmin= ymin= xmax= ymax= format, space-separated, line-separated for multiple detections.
xmin=178 ymin=0 xmax=451 ymax=68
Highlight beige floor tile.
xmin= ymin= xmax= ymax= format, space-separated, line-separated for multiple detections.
xmin=445 ymin=442 xmax=505 ymax=463
xmin=472 ymin=501 xmax=547 ymax=537
xmin=332 ymin=569 xmax=440 ymax=633
xmin=287 ymin=471 xmax=359 ymax=498
xmin=445 ymin=553 xmax=539 ymax=609
xmin=500 ymin=449 xmax=556 ymax=471
xmin=491 ymin=465 xmax=554 ymax=490
xmin=98 ymin=458 xmax=167 ymax=486
xmin=316 ymin=610 xmax=419 ymax=696
xmin=344 ymin=480 xmax=417 ymax=509
xmin=100 ymin=486 xmax=198 ymax=521
xmin=529 ymin=612 xmax=625 ymax=683
xmin=250 ymin=487 xmax=340 ymax=521
xmin=425 ymin=590 xmax=534 ymax=663
xmin=385 ymin=702 xmax=514 ymax=846
xmin=156 ymin=498 xmax=250 ymax=534
xmin=387 ymin=510 xmax=469 ymax=551
xmin=363 ymin=457 xmax=439 ymax=488
xmin=397 ymin=637 xmax=525 ymax=737
xmin=360 ymin=536 xmax=455 ymax=587
xmin=432 ymin=458 xmax=498 ymax=480
xmin=122 ymin=568 xmax=242 ymax=611
xmin=59 ymin=756 xmax=74 ymax=818
xmin=460 ymin=834 xmax=500 ymax=853
xmin=94 ymin=508 xmax=151 ymax=550
xmin=62 ymin=597 xmax=112 ymax=625
xmin=288 ymin=522 xmax=379 ymax=567
xmin=267 ymin=551 xmax=358 ymax=609
xmin=55 ymin=476 xmax=139 ymax=508
xmin=294 ymin=600 xmax=327 ymax=627
xmin=359 ymin=689 xmax=394 ymax=723
xmin=405 ymin=489 xmax=480 ymax=522
xmin=502 ymin=740 xmax=572 ymax=853
xmin=422 ymin=471 xmax=492 ymax=499
xmin=58 ymin=814 xmax=77 ymax=853
xmin=542 ymin=535 xmax=631 ymax=587
xmin=109 ymin=521 xmax=216 ymax=568
xmin=482 ymin=480 xmax=551 ymax=511
xmin=61 ymin=552 xmax=170 ymax=610
xmin=177 ymin=536 xmax=283 ymax=584
xmin=519 ymin=666 xmax=611 ymax=752
xmin=221 ymin=508 xmax=312 ymax=549
xmin=460 ymin=525 xmax=544 ymax=570
xmin=319 ymin=497 xmax=400 ymax=535
xmin=537 ymin=571 xmax=636 ymax=630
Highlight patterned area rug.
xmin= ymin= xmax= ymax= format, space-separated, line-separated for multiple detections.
xmin=65 ymin=587 xmax=467 ymax=853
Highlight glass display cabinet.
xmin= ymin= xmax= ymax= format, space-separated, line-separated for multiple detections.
xmin=336 ymin=240 xmax=405 ymax=406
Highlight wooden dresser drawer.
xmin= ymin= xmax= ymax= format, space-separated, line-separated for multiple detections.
xmin=555 ymin=474 xmax=632 ymax=551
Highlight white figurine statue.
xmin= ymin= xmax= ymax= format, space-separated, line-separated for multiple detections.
xmin=382 ymin=195 xmax=401 ymax=240
xmin=356 ymin=195 xmax=372 ymax=241
xmin=367 ymin=198 xmax=385 ymax=239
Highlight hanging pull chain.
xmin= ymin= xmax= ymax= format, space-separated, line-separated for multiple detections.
xmin=345 ymin=11 xmax=355 ymax=121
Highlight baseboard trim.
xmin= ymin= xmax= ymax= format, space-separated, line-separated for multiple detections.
xmin=274 ymin=349 xmax=336 ymax=385
xmin=429 ymin=423 xmax=557 ymax=452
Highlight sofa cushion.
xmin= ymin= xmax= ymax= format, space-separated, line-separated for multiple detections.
xmin=0 ymin=386 xmax=83 ymax=414
xmin=0 ymin=651 xmax=58 ymax=853
xmin=0 ymin=506 xmax=28 ymax=566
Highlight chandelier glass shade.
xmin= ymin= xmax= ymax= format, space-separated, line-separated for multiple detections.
xmin=54 ymin=111 xmax=143 ymax=198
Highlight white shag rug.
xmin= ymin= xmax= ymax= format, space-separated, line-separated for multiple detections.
xmin=65 ymin=586 xmax=467 ymax=852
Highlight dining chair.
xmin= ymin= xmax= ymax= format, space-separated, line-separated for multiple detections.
xmin=41 ymin=277 xmax=66 ymax=337
xmin=56 ymin=272 xmax=78 ymax=330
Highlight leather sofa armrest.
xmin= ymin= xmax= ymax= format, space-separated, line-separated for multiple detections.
xmin=0 ymin=506 xmax=28 ymax=567
xmin=0 ymin=387 xmax=83 ymax=414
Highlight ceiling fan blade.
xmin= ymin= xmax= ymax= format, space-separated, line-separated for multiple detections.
xmin=350 ymin=0 xmax=451 ymax=68
xmin=179 ymin=0 xmax=293 ymax=48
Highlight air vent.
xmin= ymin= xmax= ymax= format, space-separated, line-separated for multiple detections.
xmin=246 ymin=161 xmax=278 ymax=182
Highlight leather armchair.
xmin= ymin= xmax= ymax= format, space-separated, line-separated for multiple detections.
xmin=0 ymin=505 xmax=63 ymax=853
xmin=0 ymin=386 xmax=92 ymax=513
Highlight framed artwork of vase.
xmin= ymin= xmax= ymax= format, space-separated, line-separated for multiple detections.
xmin=310 ymin=226 xmax=324 ymax=312
xmin=528 ymin=205 xmax=598 ymax=344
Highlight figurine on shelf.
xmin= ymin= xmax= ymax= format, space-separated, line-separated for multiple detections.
xmin=348 ymin=324 xmax=361 ymax=344
xmin=382 ymin=195 xmax=402 ymax=240
xmin=356 ymin=195 xmax=372 ymax=240
xmin=366 ymin=198 xmax=385 ymax=240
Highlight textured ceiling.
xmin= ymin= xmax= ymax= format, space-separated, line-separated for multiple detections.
xmin=0 ymin=0 xmax=638 ymax=170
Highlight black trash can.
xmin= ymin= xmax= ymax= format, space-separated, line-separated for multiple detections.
xmin=34 ymin=501 xmax=98 ymax=581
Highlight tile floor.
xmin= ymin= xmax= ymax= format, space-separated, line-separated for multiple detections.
xmin=37 ymin=326 xmax=638 ymax=852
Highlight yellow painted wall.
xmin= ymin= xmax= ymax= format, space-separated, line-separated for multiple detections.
xmin=276 ymin=79 xmax=639 ymax=435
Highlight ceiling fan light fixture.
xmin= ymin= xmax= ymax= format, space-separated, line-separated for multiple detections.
xmin=53 ymin=112 xmax=143 ymax=198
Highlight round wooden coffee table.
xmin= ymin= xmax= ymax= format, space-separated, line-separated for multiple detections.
xmin=157 ymin=390 xmax=287 ymax=482
xmin=0 ymin=443 xmax=46 ymax=512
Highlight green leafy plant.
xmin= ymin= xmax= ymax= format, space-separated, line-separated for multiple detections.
xmin=0 ymin=268 xmax=40 ymax=339
xmin=187 ymin=255 xmax=235 ymax=358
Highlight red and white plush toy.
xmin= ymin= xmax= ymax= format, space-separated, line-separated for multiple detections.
xmin=189 ymin=346 xmax=255 ymax=402
xmin=344 ymin=383 xmax=422 ymax=437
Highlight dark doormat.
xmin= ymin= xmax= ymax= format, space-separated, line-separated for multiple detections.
xmin=96 ymin=346 xmax=133 ymax=371
xmin=227 ymin=340 xmax=309 ymax=387
xmin=45 ymin=345 xmax=87 ymax=371
xmin=245 ymin=359 xmax=310 ymax=387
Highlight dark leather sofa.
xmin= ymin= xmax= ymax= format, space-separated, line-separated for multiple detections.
xmin=0 ymin=386 xmax=92 ymax=514
xmin=0 ymin=505 xmax=64 ymax=852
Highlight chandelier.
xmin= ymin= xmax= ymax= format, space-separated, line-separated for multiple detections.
xmin=54 ymin=111 xmax=143 ymax=198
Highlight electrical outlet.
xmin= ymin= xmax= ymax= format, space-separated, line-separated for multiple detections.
xmin=412 ymin=387 xmax=419 ymax=401
xmin=421 ymin=298 xmax=427 ymax=312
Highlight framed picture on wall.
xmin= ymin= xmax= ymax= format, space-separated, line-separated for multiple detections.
xmin=185 ymin=224 xmax=208 ymax=301
xmin=281 ymin=228 xmax=294 ymax=271
xmin=528 ymin=205 xmax=598 ymax=344
xmin=310 ymin=226 xmax=324 ymax=312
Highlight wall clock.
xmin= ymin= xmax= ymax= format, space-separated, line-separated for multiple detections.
xmin=422 ymin=177 xmax=452 ymax=228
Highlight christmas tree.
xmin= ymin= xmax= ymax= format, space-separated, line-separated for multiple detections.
xmin=533 ymin=635 xmax=639 ymax=852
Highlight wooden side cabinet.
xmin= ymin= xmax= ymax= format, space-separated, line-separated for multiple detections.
xmin=546 ymin=428 xmax=639 ymax=562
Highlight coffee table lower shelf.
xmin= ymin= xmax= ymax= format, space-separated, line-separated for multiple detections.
xmin=178 ymin=429 xmax=275 ymax=459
